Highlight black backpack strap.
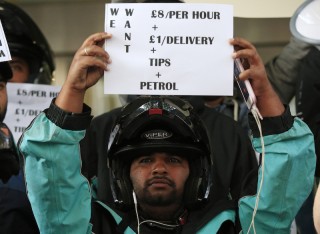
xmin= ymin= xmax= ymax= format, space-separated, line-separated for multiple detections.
xmin=91 ymin=200 xmax=119 ymax=234
xmin=182 ymin=199 xmax=237 ymax=233
xmin=91 ymin=200 xmax=136 ymax=234
xmin=116 ymin=210 xmax=136 ymax=233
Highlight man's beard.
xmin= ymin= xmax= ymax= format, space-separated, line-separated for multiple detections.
xmin=136 ymin=177 xmax=182 ymax=206
xmin=140 ymin=187 xmax=179 ymax=206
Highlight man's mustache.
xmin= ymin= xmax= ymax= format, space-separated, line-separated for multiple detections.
xmin=145 ymin=176 xmax=175 ymax=187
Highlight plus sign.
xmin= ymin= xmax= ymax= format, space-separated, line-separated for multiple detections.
xmin=151 ymin=48 xmax=156 ymax=53
xmin=152 ymin=25 xmax=158 ymax=31
xmin=156 ymin=72 xmax=161 ymax=78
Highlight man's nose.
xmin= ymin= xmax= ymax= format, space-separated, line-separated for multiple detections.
xmin=152 ymin=158 xmax=167 ymax=174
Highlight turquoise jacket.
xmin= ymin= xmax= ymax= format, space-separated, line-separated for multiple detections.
xmin=19 ymin=104 xmax=316 ymax=234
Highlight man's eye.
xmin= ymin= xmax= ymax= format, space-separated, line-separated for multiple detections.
xmin=139 ymin=157 xmax=152 ymax=164
xmin=169 ymin=157 xmax=181 ymax=163
xmin=10 ymin=65 xmax=23 ymax=73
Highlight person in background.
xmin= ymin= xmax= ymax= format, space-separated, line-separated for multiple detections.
xmin=0 ymin=1 xmax=55 ymax=233
xmin=0 ymin=1 xmax=55 ymax=84
xmin=265 ymin=36 xmax=313 ymax=105
xmin=266 ymin=37 xmax=320 ymax=234
xmin=0 ymin=62 xmax=39 ymax=234
xmin=294 ymin=45 xmax=320 ymax=234
xmin=0 ymin=63 xmax=18 ymax=182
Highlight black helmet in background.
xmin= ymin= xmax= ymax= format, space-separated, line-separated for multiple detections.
xmin=107 ymin=95 xmax=213 ymax=210
xmin=0 ymin=1 xmax=55 ymax=84
xmin=0 ymin=61 xmax=12 ymax=82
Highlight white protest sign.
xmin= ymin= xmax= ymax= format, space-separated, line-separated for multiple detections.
xmin=104 ymin=3 xmax=233 ymax=96
xmin=0 ymin=20 xmax=11 ymax=62
xmin=3 ymin=83 xmax=61 ymax=142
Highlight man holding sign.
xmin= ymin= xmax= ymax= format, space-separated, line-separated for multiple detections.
xmin=81 ymin=4 xmax=256 ymax=225
xmin=0 ymin=61 xmax=39 ymax=233
xmin=19 ymin=31 xmax=315 ymax=234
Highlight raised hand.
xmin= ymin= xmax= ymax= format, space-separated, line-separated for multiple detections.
xmin=55 ymin=32 xmax=112 ymax=113
xmin=230 ymin=37 xmax=284 ymax=117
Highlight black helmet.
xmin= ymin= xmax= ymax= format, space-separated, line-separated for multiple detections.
xmin=0 ymin=61 xmax=12 ymax=82
xmin=0 ymin=1 xmax=55 ymax=84
xmin=107 ymin=95 xmax=212 ymax=210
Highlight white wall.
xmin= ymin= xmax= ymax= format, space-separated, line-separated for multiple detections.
xmin=8 ymin=0 xmax=296 ymax=116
